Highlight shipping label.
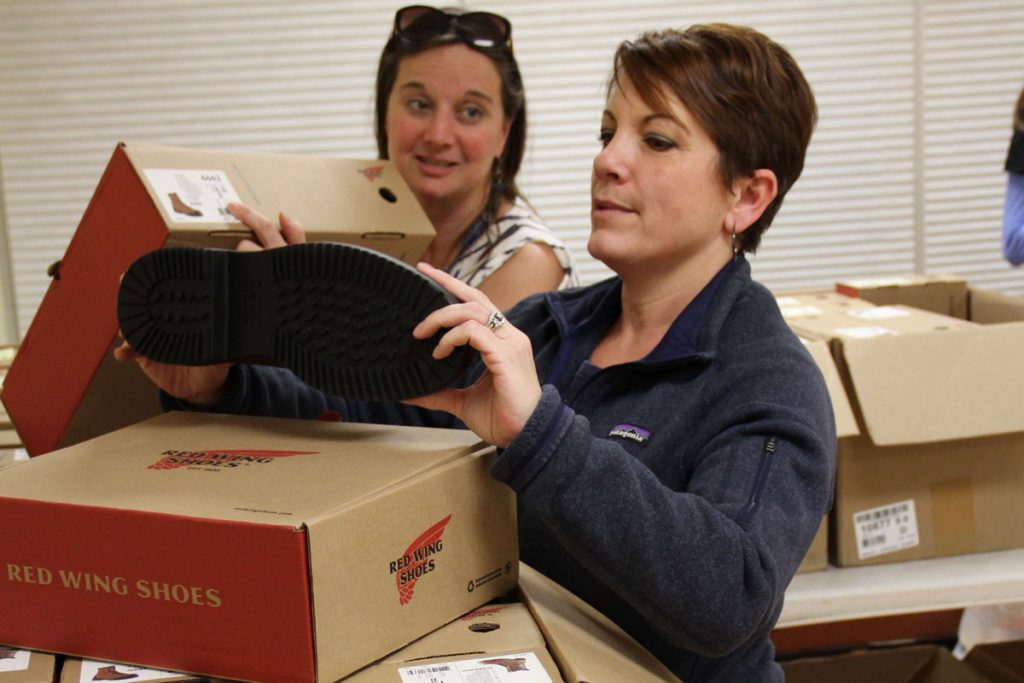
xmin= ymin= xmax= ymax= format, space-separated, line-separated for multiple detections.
xmin=853 ymin=499 xmax=920 ymax=559
xmin=398 ymin=652 xmax=551 ymax=683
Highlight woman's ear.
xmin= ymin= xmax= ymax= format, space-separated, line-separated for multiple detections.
xmin=730 ymin=169 xmax=778 ymax=234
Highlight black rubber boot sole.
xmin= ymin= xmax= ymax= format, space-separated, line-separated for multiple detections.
xmin=117 ymin=243 xmax=473 ymax=401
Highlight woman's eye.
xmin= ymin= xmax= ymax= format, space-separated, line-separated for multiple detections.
xmin=459 ymin=105 xmax=485 ymax=121
xmin=597 ymin=129 xmax=614 ymax=147
xmin=406 ymin=97 xmax=431 ymax=112
xmin=645 ymin=135 xmax=676 ymax=151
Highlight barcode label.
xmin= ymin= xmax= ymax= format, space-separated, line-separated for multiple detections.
xmin=853 ymin=499 xmax=919 ymax=560
xmin=398 ymin=652 xmax=551 ymax=683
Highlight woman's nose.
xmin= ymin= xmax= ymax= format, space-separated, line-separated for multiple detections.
xmin=423 ymin=112 xmax=454 ymax=146
xmin=593 ymin=139 xmax=627 ymax=181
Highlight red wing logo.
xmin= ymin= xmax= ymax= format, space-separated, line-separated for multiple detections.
xmin=394 ymin=514 xmax=452 ymax=605
xmin=148 ymin=449 xmax=317 ymax=470
xmin=358 ymin=165 xmax=385 ymax=181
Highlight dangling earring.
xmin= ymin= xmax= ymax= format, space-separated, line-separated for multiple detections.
xmin=730 ymin=223 xmax=739 ymax=259
xmin=492 ymin=158 xmax=504 ymax=193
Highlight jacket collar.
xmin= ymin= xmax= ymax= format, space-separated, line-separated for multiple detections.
xmin=546 ymin=256 xmax=750 ymax=365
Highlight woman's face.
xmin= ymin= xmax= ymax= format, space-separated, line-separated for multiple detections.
xmin=588 ymin=74 xmax=736 ymax=278
xmin=385 ymin=44 xmax=511 ymax=217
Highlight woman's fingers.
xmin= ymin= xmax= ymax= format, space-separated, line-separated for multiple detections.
xmin=227 ymin=202 xmax=304 ymax=249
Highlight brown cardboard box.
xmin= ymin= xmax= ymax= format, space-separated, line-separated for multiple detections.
xmin=969 ymin=287 xmax=1024 ymax=324
xmin=0 ymin=412 xmax=518 ymax=683
xmin=516 ymin=564 xmax=680 ymax=682
xmin=0 ymin=142 xmax=434 ymax=456
xmin=781 ymin=645 xmax=999 ymax=683
xmin=835 ymin=273 xmax=969 ymax=319
xmin=965 ymin=639 xmax=1024 ymax=682
xmin=343 ymin=603 xmax=565 ymax=683
xmin=60 ymin=659 xmax=208 ymax=683
xmin=0 ymin=648 xmax=57 ymax=683
xmin=786 ymin=302 xmax=1024 ymax=567
xmin=794 ymin=338 xmax=859 ymax=574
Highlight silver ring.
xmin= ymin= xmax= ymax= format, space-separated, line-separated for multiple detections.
xmin=485 ymin=310 xmax=507 ymax=332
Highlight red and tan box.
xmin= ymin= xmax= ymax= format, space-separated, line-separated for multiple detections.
xmin=0 ymin=412 xmax=518 ymax=683
xmin=0 ymin=648 xmax=57 ymax=683
xmin=0 ymin=142 xmax=434 ymax=456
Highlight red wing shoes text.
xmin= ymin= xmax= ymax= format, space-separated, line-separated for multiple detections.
xmin=117 ymin=242 xmax=475 ymax=401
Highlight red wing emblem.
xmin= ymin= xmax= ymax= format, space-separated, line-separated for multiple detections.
xmin=358 ymin=165 xmax=385 ymax=181
xmin=396 ymin=514 xmax=452 ymax=605
xmin=148 ymin=449 xmax=317 ymax=470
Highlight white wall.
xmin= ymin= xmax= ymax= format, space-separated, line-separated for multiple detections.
xmin=1 ymin=0 xmax=1022 ymax=337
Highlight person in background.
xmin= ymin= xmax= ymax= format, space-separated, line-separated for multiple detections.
xmin=1002 ymin=86 xmax=1024 ymax=266
xmin=128 ymin=22 xmax=835 ymax=682
xmin=228 ymin=4 xmax=579 ymax=310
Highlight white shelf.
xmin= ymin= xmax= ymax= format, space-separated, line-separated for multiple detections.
xmin=778 ymin=548 xmax=1024 ymax=628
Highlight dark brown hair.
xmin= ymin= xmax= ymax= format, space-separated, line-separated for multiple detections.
xmin=374 ymin=7 xmax=526 ymax=209
xmin=610 ymin=24 xmax=817 ymax=253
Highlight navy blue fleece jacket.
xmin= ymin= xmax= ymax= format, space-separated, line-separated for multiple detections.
xmin=165 ymin=256 xmax=836 ymax=682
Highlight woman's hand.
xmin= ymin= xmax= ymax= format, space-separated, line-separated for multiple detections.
xmin=404 ymin=263 xmax=542 ymax=448
xmin=227 ymin=201 xmax=306 ymax=251
xmin=113 ymin=341 xmax=232 ymax=408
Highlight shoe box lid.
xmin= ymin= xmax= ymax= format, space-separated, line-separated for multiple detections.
xmin=0 ymin=412 xmax=518 ymax=683
xmin=0 ymin=142 xmax=435 ymax=456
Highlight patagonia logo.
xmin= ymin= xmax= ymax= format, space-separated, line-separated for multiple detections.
xmin=608 ymin=424 xmax=650 ymax=444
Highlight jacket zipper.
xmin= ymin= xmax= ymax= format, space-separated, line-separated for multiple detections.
xmin=737 ymin=436 xmax=777 ymax=525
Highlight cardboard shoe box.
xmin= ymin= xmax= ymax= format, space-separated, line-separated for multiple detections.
xmin=0 ymin=648 xmax=57 ymax=683
xmin=343 ymin=602 xmax=565 ymax=683
xmin=515 ymin=564 xmax=680 ymax=682
xmin=0 ymin=412 xmax=518 ymax=683
xmin=785 ymin=301 xmax=1024 ymax=567
xmin=0 ymin=142 xmax=435 ymax=456
xmin=60 ymin=658 xmax=209 ymax=683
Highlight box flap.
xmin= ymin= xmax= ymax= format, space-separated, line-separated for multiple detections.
xmin=843 ymin=324 xmax=1024 ymax=445
xmin=0 ymin=412 xmax=483 ymax=524
xmin=517 ymin=563 xmax=679 ymax=682
xmin=801 ymin=338 xmax=859 ymax=438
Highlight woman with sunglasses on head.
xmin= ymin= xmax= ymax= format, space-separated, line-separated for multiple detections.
xmin=122 ymin=22 xmax=834 ymax=683
xmin=228 ymin=5 xmax=579 ymax=310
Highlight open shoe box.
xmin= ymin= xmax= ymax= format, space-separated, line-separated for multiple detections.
xmin=0 ymin=142 xmax=434 ymax=456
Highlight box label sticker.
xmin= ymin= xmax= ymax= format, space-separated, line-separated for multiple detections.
xmin=849 ymin=306 xmax=910 ymax=320
xmin=853 ymin=499 xmax=920 ymax=559
xmin=143 ymin=169 xmax=242 ymax=223
xmin=79 ymin=660 xmax=185 ymax=682
xmin=0 ymin=648 xmax=31 ymax=673
xmin=398 ymin=653 xmax=551 ymax=683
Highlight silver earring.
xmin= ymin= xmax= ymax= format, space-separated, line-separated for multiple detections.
xmin=731 ymin=226 xmax=738 ymax=258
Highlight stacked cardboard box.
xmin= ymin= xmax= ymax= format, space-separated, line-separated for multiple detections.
xmin=0 ymin=413 xmax=517 ymax=682
xmin=779 ymin=287 xmax=1024 ymax=567
xmin=836 ymin=273 xmax=969 ymax=318
xmin=781 ymin=644 xmax=999 ymax=683
xmin=0 ymin=143 xmax=435 ymax=456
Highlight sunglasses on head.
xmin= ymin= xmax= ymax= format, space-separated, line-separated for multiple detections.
xmin=393 ymin=5 xmax=512 ymax=49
